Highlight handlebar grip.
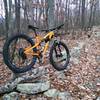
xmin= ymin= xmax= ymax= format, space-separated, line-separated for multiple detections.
xmin=28 ymin=25 xmax=32 ymax=29
xmin=57 ymin=24 xmax=64 ymax=30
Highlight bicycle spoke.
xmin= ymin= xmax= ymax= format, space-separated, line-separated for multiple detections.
xmin=52 ymin=44 xmax=67 ymax=67
xmin=8 ymin=37 xmax=34 ymax=68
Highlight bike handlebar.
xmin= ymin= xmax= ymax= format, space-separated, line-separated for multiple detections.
xmin=28 ymin=24 xmax=64 ymax=32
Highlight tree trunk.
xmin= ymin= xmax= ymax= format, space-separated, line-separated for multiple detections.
xmin=4 ymin=0 xmax=9 ymax=38
xmin=46 ymin=0 xmax=55 ymax=29
xmin=81 ymin=0 xmax=85 ymax=30
xmin=15 ymin=0 xmax=20 ymax=33
xmin=9 ymin=0 xmax=13 ymax=34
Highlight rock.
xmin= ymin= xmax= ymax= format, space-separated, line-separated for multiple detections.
xmin=17 ymin=81 xmax=50 ymax=94
xmin=94 ymin=78 xmax=100 ymax=84
xmin=94 ymin=78 xmax=100 ymax=91
xmin=70 ymin=47 xmax=81 ymax=58
xmin=95 ymin=32 xmax=100 ymax=37
xmin=3 ymin=92 xmax=20 ymax=100
xmin=78 ymin=84 xmax=86 ymax=90
xmin=44 ymin=88 xmax=73 ymax=99
xmin=95 ymin=56 xmax=100 ymax=63
xmin=70 ymin=57 xmax=79 ymax=64
xmin=44 ymin=89 xmax=59 ymax=97
xmin=54 ymin=71 xmax=66 ymax=80
xmin=96 ymin=96 xmax=100 ymax=100
xmin=70 ymin=42 xmax=85 ymax=59
xmin=96 ymin=66 xmax=100 ymax=72
xmin=83 ymin=82 xmax=97 ymax=91
xmin=70 ymin=45 xmax=81 ymax=64
xmin=77 ymin=41 xmax=85 ymax=49
xmin=58 ymin=91 xmax=73 ymax=100
xmin=0 ymin=67 xmax=48 ymax=94
xmin=44 ymin=90 xmax=73 ymax=100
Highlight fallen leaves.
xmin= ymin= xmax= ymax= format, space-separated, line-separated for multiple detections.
xmin=0 ymin=31 xmax=100 ymax=99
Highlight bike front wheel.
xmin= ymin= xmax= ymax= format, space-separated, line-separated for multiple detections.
xmin=49 ymin=41 xmax=70 ymax=71
xmin=3 ymin=34 xmax=37 ymax=73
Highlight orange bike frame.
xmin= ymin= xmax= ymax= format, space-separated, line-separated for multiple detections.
xmin=24 ymin=31 xmax=54 ymax=57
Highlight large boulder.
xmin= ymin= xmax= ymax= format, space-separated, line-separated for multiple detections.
xmin=70 ymin=42 xmax=85 ymax=58
xmin=95 ymin=56 xmax=100 ymax=63
xmin=70 ymin=41 xmax=85 ymax=64
xmin=17 ymin=81 xmax=50 ymax=94
xmin=95 ymin=32 xmax=100 ymax=37
xmin=3 ymin=92 xmax=20 ymax=100
xmin=44 ymin=89 xmax=73 ymax=100
xmin=44 ymin=89 xmax=59 ymax=97
xmin=96 ymin=96 xmax=100 ymax=100
xmin=58 ymin=92 xmax=73 ymax=100
xmin=54 ymin=71 xmax=66 ymax=80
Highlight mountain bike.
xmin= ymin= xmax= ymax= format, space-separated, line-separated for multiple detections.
xmin=3 ymin=24 xmax=70 ymax=73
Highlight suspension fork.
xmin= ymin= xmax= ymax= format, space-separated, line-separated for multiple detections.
xmin=54 ymin=40 xmax=62 ymax=57
xmin=38 ymin=41 xmax=49 ymax=63
xmin=53 ymin=40 xmax=58 ymax=56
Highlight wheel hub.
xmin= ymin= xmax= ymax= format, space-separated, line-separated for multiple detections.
xmin=19 ymin=48 xmax=27 ymax=60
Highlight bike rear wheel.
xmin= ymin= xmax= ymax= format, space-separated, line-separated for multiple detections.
xmin=3 ymin=34 xmax=37 ymax=73
xmin=50 ymin=41 xmax=70 ymax=71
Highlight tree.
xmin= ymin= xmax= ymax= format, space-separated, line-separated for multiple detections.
xmin=46 ymin=0 xmax=55 ymax=28
xmin=81 ymin=0 xmax=86 ymax=30
xmin=15 ymin=0 xmax=20 ymax=33
xmin=4 ymin=0 xmax=9 ymax=38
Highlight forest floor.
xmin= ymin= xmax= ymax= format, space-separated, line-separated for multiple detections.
xmin=0 ymin=27 xmax=100 ymax=99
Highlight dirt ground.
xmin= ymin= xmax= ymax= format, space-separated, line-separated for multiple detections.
xmin=0 ymin=31 xmax=100 ymax=99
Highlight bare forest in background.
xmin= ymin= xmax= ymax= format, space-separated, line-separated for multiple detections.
xmin=0 ymin=0 xmax=100 ymax=38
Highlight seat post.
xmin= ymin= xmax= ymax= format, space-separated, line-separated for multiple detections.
xmin=34 ymin=29 xmax=37 ymax=36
